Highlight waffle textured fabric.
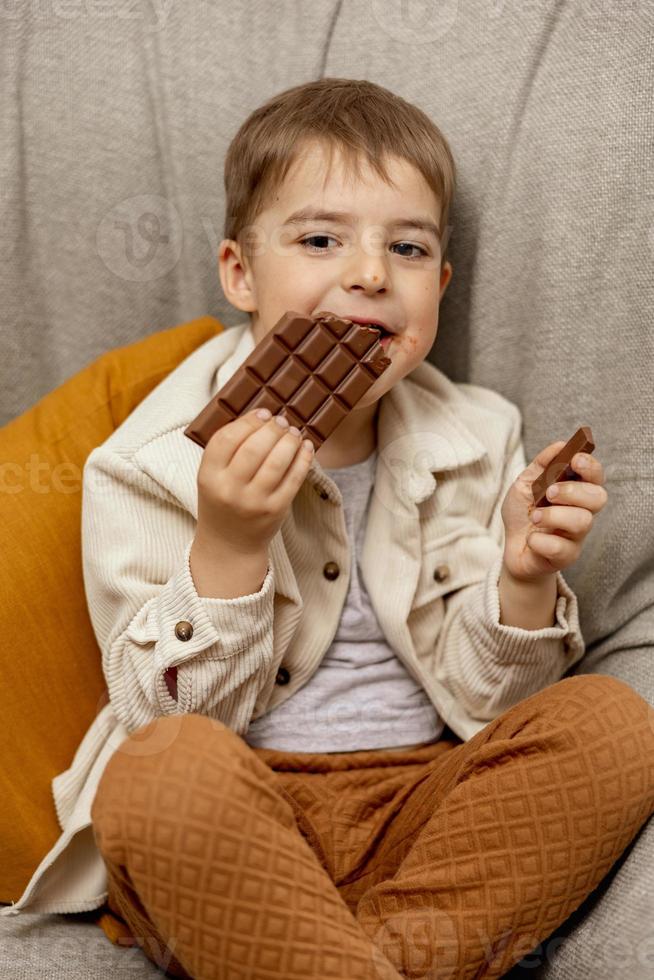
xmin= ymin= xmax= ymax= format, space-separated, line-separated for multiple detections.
xmin=90 ymin=674 xmax=654 ymax=980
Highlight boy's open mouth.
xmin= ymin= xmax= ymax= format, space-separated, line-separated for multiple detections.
xmin=365 ymin=323 xmax=394 ymax=350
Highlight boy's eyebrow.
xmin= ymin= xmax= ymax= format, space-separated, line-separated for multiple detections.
xmin=282 ymin=207 xmax=441 ymax=240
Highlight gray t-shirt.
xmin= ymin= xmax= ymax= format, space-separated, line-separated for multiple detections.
xmin=244 ymin=448 xmax=444 ymax=753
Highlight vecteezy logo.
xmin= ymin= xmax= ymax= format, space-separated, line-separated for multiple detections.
xmin=96 ymin=194 xmax=183 ymax=281
xmin=364 ymin=905 xmax=460 ymax=979
xmin=373 ymin=430 xmax=463 ymax=519
xmin=370 ymin=0 xmax=460 ymax=45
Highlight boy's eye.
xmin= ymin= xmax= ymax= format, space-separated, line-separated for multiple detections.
xmin=299 ymin=235 xmax=428 ymax=259
xmin=393 ymin=242 xmax=428 ymax=259
xmin=300 ymin=235 xmax=337 ymax=252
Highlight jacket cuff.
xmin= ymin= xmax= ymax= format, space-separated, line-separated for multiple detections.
xmin=479 ymin=554 xmax=586 ymax=666
xmin=146 ymin=538 xmax=274 ymax=672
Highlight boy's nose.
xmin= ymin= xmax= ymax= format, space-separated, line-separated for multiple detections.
xmin=342 ymin=254 xmax=389 ymax=292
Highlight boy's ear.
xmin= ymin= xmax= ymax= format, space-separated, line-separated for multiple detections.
xmin=218 ymin=239 xmax=257 ymax=313
xmin=439 ymin=261 xmax=453 ymax=300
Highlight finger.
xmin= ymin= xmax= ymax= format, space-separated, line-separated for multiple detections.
xmin=569 ymin=451 xmax=605 ymax=486
xmin=234 ymin=414 xmax=304 ymax=483
xmin=254 ymin=425 xmax=311 ymax=493
xmin=268 ymin=436 xmax=315 ymax=502
xmin=543 ymin=481 xmax=608 ymax=512
xmin=528 ymin=530 xmax=580 ymax=565
xmin=531 ymin=504 xmax=593 ymax=541
xmin=534 ymin=440 xmax=568 ymax=465
xmin=519 ymin=441 xmax=568 ymax=482
xmin=207 ymin=407 xmax=278 ymax=465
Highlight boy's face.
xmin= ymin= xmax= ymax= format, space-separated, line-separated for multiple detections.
xmin=219 ymin=140 xmax=453 ymax=413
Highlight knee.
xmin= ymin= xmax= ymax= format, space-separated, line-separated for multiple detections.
xmin=562 ymin=672 xmax=651 ymax=720
xmin=91 ymin=713 xmax=241 ymax=834
xmin=555 ymin=674 xmax=654 ymax=772
xmin=91 ymin=712 xmax=277 ymax=865
xmin=109 ymin=711 xmax=238 ymax=773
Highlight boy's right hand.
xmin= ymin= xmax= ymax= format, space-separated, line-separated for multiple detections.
xmin=195 ymin=408 xmax=315 ymax=555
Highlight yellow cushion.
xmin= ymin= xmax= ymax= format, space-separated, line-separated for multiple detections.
xmin=0 ymin=315 xmax=223 ymax=902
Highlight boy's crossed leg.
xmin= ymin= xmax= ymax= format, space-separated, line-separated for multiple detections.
xmin=91 ymin=674 xmax=654 ymax=979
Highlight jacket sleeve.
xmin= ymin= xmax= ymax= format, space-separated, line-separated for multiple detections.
xmin=81 ymin=446 xmax=276 ymax=735
xmin=432 ymin=406 xmax=586 ymax=723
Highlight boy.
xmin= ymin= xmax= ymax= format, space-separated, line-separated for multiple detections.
xmin=4 ymin=78 xmax=652 ymax=980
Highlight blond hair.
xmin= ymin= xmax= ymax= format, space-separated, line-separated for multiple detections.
xmin=223 ymin=77 xmax=456 ymax=269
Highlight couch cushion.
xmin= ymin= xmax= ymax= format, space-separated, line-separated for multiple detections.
xmin=0 ymin=316 xmax=222 ymax=903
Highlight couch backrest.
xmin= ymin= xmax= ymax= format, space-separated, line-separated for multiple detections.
xmin=1 ymin=5 xmax=651 ymax=695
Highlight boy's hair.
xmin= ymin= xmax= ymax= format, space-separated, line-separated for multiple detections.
xmin=223 ymin=77 xmax=456 ymax=270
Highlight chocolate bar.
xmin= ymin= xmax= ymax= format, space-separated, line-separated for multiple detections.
xmin=531 ymin=426 xmax=595 ymax=508
xmin=184 ymin=311 xmax=391 ymax=451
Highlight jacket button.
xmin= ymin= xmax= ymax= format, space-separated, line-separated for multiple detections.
xmin=433 ymin=564 xmax=450 ymax=583
xmin=275 ymin=666 xmax=290 ymax=685
xmin=323 ymin=561 xmax=340 ymax=580
xmin=175 ymin=621 xmax=194 ymax=641
xmin=315 ymin=485 xmax=329 ymax=500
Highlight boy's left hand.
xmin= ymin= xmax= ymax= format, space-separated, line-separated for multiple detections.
xmin=501 ymin=441 xmax=608 ymax=583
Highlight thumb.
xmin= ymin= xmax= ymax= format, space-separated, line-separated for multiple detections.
xmin=522 ymin=440 xmax=568 ymax=481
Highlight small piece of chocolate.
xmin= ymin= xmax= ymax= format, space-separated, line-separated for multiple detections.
xmin=531 ymin=426 xmax=596 ymax=508
xmin=184 ymin=311 xmax=391 ymax=451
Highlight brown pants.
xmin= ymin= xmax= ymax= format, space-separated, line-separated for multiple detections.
xmin=90 ymin=674 xmax=654 ymax=979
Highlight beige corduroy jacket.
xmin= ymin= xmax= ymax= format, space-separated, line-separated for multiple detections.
xmin=1 ymin=319 xmax=585 ymax=917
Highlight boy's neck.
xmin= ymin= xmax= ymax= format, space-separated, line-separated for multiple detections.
xmin=314 ymin=400 xmax=379 ymax=469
